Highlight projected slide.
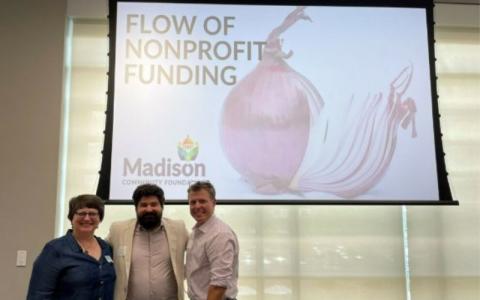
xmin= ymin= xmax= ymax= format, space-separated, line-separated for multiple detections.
xmin=106 ymin=2 xmax=444 ymax=201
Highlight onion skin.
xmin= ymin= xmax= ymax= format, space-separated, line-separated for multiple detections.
xmin=296 ymin=65 xmax=417 ymax=199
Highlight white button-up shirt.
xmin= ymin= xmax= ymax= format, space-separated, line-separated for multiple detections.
xmin=186 ymin=215 xmax=239 ymax=300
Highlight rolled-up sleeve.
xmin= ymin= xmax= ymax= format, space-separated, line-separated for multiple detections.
xmin=206 ymin=232 xmax=237 ymax=288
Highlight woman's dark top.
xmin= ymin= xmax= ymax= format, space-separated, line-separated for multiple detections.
xmin=27 ymin=230 xmax=116 ymax=300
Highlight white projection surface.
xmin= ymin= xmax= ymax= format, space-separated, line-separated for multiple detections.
xmin=108 ymin=2 xmax=442 ymax=201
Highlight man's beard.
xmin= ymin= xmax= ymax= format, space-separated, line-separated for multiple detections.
xmin=137 ymin=211 xmax=162 ymax=230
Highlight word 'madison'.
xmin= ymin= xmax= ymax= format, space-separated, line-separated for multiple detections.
xmin=123 ymin=158 xmax=206 ymax=177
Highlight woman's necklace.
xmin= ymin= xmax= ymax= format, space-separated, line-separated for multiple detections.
xmin=74 ymin=235 xmax=96 ymax=254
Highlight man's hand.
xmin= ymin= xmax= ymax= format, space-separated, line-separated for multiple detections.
xmin=207 ymin=285 xmax=227 ymax=300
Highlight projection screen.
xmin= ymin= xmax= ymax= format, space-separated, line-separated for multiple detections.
xmin=97 ymin=0 xmax=456 ymax=204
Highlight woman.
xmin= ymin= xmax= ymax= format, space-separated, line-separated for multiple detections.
xmin=27 ymin=194 xmax=115 ymax=300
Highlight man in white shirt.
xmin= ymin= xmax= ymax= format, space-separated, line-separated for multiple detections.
xmin=186 ymin=181 xmax=239 ymax=300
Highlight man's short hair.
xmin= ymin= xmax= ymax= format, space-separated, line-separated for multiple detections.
xmin=132 ymin=184 xmax=165 ymax=207
xmin=188 ymin=181 xmax=216 ymax=200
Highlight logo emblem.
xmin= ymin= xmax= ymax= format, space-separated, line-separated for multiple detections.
xmin=177 ymin=135 xmax=199 ymax=161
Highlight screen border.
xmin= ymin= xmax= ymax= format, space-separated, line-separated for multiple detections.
xmin=97 ymin=0 xmax=457 ymax=205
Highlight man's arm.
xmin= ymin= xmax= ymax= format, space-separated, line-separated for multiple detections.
xmin=205 ymin=233 xmax=237 ymax=299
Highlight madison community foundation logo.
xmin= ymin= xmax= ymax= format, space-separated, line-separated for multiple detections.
xmin=122 ymin=135 xmax=206 ymax=184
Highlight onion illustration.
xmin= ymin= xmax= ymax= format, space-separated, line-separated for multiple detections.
xmin=220 ymin=7 xmax=324 ymax=194
xmin=220 ymin=6 xmax=417 ymax=198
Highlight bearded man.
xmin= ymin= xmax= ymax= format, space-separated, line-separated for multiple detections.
xmin=107 ymin=184 xmax=188 ymax=300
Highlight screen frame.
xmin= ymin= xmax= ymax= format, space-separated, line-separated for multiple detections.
xmin=97 ymin=0 xmax=457 ymax=205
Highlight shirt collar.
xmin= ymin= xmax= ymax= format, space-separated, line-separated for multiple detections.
xmin=66 ymin=229 xmax=108 ymax=253
xmin=66 ymin=229 xmax=83 ymax=253
xmin=193 ymin=214 xmax=217 ymax=233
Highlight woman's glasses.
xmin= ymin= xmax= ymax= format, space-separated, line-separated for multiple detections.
xmin=75 ymin=211 xmax=99 ymax=218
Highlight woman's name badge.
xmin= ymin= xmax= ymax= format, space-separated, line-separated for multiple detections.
xmin=105 ymin=255 xmax=113 ymax=263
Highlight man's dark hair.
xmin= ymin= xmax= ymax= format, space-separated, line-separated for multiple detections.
xmin=67 ymin=194 xmax=105 ymax=221
xmin=132 ymin=184 xmax=165 ymax=207
xmin=188 ymin=181 xmax=216 ymax=200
